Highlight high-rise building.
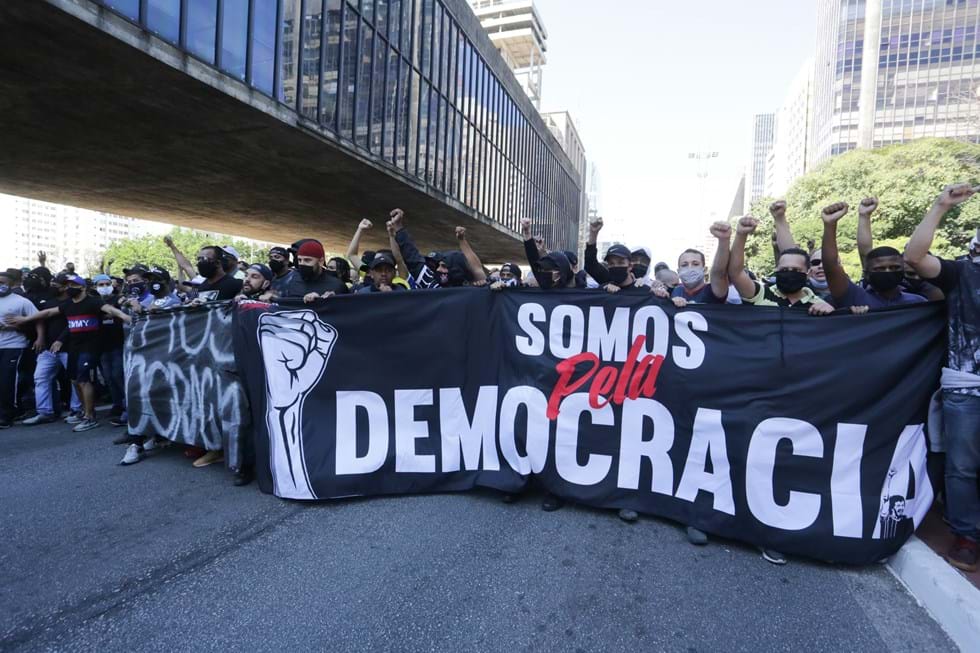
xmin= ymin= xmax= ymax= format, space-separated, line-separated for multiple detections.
xmin=468 ymin=0 xmax=548 ymax=109
xmin=766 ymin=59 xmax=814 ymax=198
xmin=542 ymin=111 xmax=588 ymax=255
xmin=810 ymin=0 xmax=980 ymax=168
xmin=745 ymin=113 xmax=775 ymax=213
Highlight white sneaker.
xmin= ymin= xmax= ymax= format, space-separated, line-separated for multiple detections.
xmin=120 ymin=443 xmax=142 ymax=465
xmin=72 ymin=418 xmax=99 ymax=432
xmin=65 ymin=411 xmax=83 ymax=424
xmin=142 ymin=437 xmax=170 ymax=452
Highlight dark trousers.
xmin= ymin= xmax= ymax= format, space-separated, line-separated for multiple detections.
xmin=100 ymin=348 xmax=126 ymax=414
xmin=0 ymin=348 xmax=25 ymax=423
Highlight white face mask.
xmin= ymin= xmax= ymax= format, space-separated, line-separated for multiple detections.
xmin=678 ymin=267 xmax=704 ymax=288
xmin=96 ymin=285 xmax=113 ymax=297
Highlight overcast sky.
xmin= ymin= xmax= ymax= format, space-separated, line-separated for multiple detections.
xmin=535 ymin=0 xmax=818 ymax=264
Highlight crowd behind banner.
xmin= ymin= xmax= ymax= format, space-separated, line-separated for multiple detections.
xmin=1 ymin=185 xmax=979 ymax=572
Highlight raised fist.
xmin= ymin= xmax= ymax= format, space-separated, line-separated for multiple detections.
xmin=163 ymin=235 xmax=174 ymax=248
xmin=386 ymin=220 xmax=396 ymax=236
xmin=936 ymin=183 xmax=977 ymax=209
xmin=821 ymin=202 xmax=849 ymax=224
xmin=736 ymin=216 xmax=758 ymax=235
xmin=589 ymin=218 xmax=604 ymax=234
xmin=769 ymin=201 xmax=787 ymax=221
xmin=358 ymin=219 xmax=373 ymax=231
xmin=37 ymin=251 xmax=46 ymax=265
xmin=858 ymin=197 xmax=878 ymax=216
xmin=520 ymin=217 xmax=532 ymax=238
xmin=709 ymin=221 xmax=732 ymax=240
xmin=388 ymin=208 xmax=404 ymax=230
xmin=455 ymin=226 xmax=467 ymax=240
xmin=258 ymin=310 xmax=338 ymax=500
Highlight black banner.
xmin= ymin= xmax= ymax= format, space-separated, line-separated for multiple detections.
xmin=125 ymin=303 xmax=250 ymax=469
xmin=231 ymin=290 xmax=945 ymax=564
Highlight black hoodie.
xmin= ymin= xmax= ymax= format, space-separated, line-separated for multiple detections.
xmin=532 ymin=251 xmax=574 ymax=290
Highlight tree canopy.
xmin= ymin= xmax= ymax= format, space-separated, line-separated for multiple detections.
xmin=746 ymin=137 xmax=979 ymax=276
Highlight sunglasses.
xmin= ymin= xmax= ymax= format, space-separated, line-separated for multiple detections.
xmin=810 ymin=259 xmax=822 ymax=267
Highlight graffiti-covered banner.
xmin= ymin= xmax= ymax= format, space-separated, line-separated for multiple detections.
xmin=233 ymin=290 xmax=945 ymax=565
xmin=125 ymin=303 xmax=250 ymax=470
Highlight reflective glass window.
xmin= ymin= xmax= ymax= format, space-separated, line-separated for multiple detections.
xmin=406 ymin=68 xmax=419 ymax=173
xmin=376 ymin=0 xmax=388 ymax=37
xmin=417 ymin=80 xmax=430 ymax=176
xmin=362 ymin=0 xmax=375 ymax=25
xmin=278 ymin=0 xmax=302 ymax=105
xmin=299 ymin=1 xmax=324 ymax=120
xmin=104 ymin=0 xmax=139 ymax=21
xmin=355 ymin=25 xmax=374 ymax=148
xmin=186 ymin=0 xmax=218 ymax=64
xmin=398 ymin=62 xmax=411 ymax=169
xmin=339 ymin=8 xmax=359 ymax=136
xmin=383 ymin=47 xmax=399 ymax=160
xmin=251 ymin=0 xmax=278 ymax=94
xmin=146 ymin=0 xmax=180 ymax=42
xmin=370 ymin=43 xmax=386 ymax=152
xmin=220 ymin=0 xmax=249 ymax=80
xmin=420 ymin=0 xmax=433 ymax=75
xmin=388 ymin=0 xmax=401 ymax=50
xmin=321 ymin=0 xmax=343 ymax=127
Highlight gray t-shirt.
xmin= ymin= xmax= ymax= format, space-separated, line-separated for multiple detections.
xmin=0 ymin=293 xmax=38 ymax=349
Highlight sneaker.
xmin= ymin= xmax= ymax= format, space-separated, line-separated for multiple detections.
xmin=760 ymin=548 xmax=788 ymax=565
xmin=945 ymin=537 xmax=978 ymax=572
xmin=22 ymin=413 xmax=57 ymax=426
xmin=109 ymin=416 xmax=127 ymax=427
xmin=143 ymin=437 xmax=170 ymax=452
xmin=541 ymin=494 xmax=564 ymax=512
xmin=120 ymin=443 xmax=142 ymax=465
xmin=686 ymin=527 xmax=709 ymax=546
xmin=72 ymin=418 xmax=99 ymax=433
xmin=618 ymin=508 xmax=639 ymax=523
xmin=192 ymin=450 xmax=224 ymax=468
xmin=65 ymin=411 xmax=83 ymax=424
xmin=233 ymin=467 xmax=254 ymax=487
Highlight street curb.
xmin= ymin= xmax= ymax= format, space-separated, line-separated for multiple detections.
xmin=887 ymin=535 xmax=980 ymax=652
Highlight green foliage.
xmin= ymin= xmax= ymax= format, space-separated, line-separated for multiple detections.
xmin=744 ymin=138 xmax=980 ymax=277
xmin=99 ymin=228 xmax=266 ymax=278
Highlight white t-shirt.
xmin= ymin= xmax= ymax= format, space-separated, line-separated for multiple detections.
xmin=0 ymin=293 xmax=38 ymax=349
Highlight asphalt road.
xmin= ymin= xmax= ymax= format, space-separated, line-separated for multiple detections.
xmin=0 ymin=416 xmax=957 ymax=652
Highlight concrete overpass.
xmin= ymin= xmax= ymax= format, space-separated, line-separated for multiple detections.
xmin=0 ymin=0 xmax=582 ymax=260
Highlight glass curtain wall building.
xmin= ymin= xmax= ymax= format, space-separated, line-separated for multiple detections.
xmin=96 ymin=0 xmax=580 ymax=249
xmin=811 ymin=0 xmax=980 ymax=167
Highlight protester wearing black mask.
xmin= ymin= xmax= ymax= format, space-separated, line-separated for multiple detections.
xmin=121 ymin=264 xmax=152 ymax=310
xmin=820 ymin=202 xmax=926 ymax=309
xmin=193 ymin=246 xmax=242 ymax=302
xmin=281 ymin=240 xmax=348 ymax=302
xmin=630 ymin=249 xmax=651 ymax=282
xmin=492 ymin=262 xmax=523 ymax=289
xmin=268 ymin=246 xmax=295 ymax=295
xmin=143 ymin=267 xmax=182 ymax=310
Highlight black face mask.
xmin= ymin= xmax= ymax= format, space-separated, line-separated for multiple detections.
xmin=126 ymin=282 xmax=146 ymax=297
xmin=869 ymin=270 xmax=904 ymax=292
xmin=150 ymin=281 xmax=166 ymax=295
xmin=632 ymin=264 xmax=649 ymax=279
xmin=24 ymin=277 xmax=44 ymax=293
xmin=269 ymin=259 xmax=286 ymax=275
xmin=447 ymin=268 xmax=467 ymax=287
xmin=221 ymin=257 xmax=235 ymax=273
xmin=539 ymin=273 xmax=556 ymax=290
xmin=608 ymin=266 xmax=630 ymax=285
xmin=774 ymin=270 xmax=808 ymax=295
xmin=66 ymin=287 xmax=83 ymax=299
xmin=197 ymin=260 xmax=219 ymax=278
xmin=298 ymin=264 xmax=320 ymax=281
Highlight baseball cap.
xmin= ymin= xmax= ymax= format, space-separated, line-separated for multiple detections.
xmin=500 ymin=262 xmax=523 ymax=280
xmin=603 ymin=244 xmax=632 ymax=261
xmin=297 ymin=240 xmax=325 ymax=259
xmin=146 ymin=266 xmax=172 ymax=283
xmin=269 ymin=246 xmax=289 ymax=258
xmin=2 ymin=268 xmax=22 ymax=281
xmin=359 ymin=250 xmax=377 ymax=272
xmin=221 ymin=245 xmax=241 ymax=261
xmin=368 ymin=252 xmax=396 ymax=270
xmin=64 ymin=274 xmax=86 ymax=286
xmin=248 ymin=263 xmax=273 ymax=281
xmin=123 ymin=263 xmax=150 ymax=276
xmin=92 ymin=274 xmax=112 ymax=283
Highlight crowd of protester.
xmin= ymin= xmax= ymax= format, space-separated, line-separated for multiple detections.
xmin=1 ymin=185 xmax=978 ymax=572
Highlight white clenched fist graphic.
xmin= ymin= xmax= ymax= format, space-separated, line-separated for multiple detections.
xmin=258 ymin=310 xmax=338 ymax=499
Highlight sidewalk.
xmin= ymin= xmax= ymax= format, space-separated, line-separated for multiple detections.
xmin=887 ymin=506 xmax=980 ymax=651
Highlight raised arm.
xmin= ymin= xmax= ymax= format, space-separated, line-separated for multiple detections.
xmin=164 ymin=235 xmax=196 ymax=279
xmin=728 ymin=216 xmax=759 ymax=299
xmin=856 ymin=197 xmax=877 ymax=267
xmin=820 ymin=202 xmax=853 ymax=300
xmin=390 ymin=209 xmax=427 ymax=280
xmin=906 ymin=183 xmax=976 ymax=279
xmin=386 ymin=220 xmax=410 ymax=280
xmin=346 ymin=219 xmax=373 ymax=271
xmin=708 ymin=221 xmax=732 ymax=300
xmin=455 ymin=227 xmax=487 ymax=284
xmin=520 ymin=218 xmax=541 ymax=269
xmin=584 ymin=218 xmax=610 ymax=284
xmin=770 ymin=201 xmax=796 ymax=253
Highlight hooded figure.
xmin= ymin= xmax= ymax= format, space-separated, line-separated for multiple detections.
xmin=631 ymin=247 xmax=654 ymax=287
xmin=441 ymin=251 xmax=472 ymax=287
xmin=532 ymin=251 xmax=574 ymax=290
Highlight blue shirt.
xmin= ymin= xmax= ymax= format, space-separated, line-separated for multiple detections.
xmin=671 ymin=283 xmax=726 ymax=304
xmin=837 ymin=281 xmax=926 ymax=309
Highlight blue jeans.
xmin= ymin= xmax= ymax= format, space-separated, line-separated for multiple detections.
xmin=34 ymin=350 xmax=81 ymax=417
xmin=943 ymin=392 xmax=980 ymax=540
xmin=100 ymin=348 xmax=125 ymax=414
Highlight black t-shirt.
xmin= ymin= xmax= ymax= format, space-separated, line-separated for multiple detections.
xmin=931 ymin=258 xmax=980 ymax=396
xmin=100 ymin=295 xmax=126 ymax=352
xmin=33 ymin=290 xmax=67 ymax=348
xmin=58 ymin=296 xmax=105 ymax=354
xmin=196 ymin=274 xmax=242 ymax=302
xmin=280 ymin=269 xmax=349 ymax=298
